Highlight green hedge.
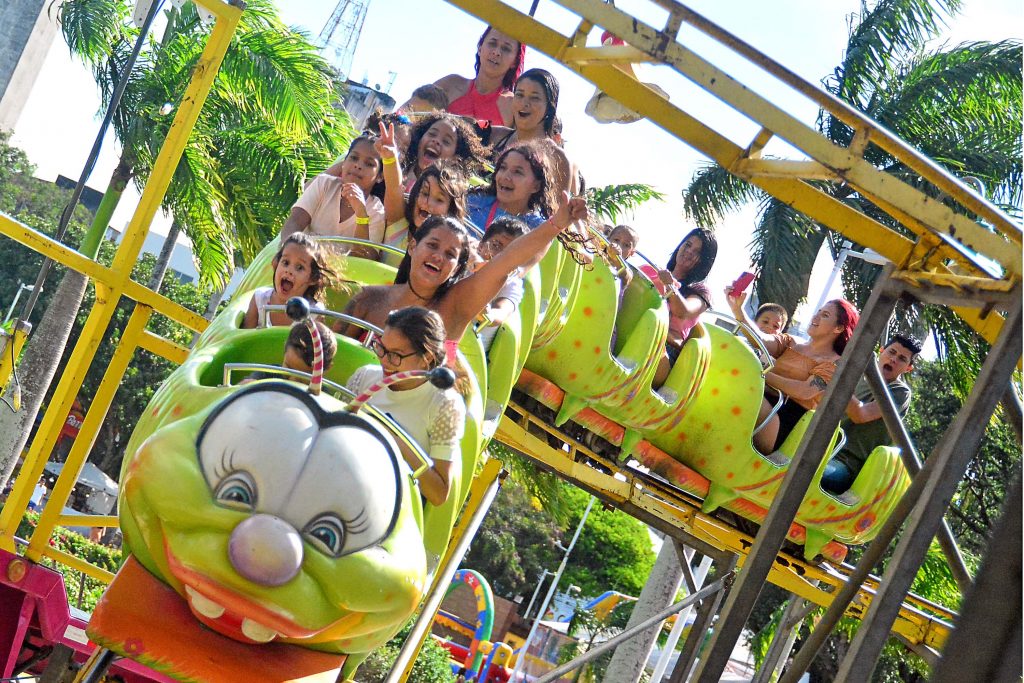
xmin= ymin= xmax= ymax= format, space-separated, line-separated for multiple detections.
xmin=16 ymin=512 xmax=123 ymax=611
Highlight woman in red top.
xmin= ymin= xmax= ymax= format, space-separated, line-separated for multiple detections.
xmin=422 ymin=26 xmax=525 ymax=127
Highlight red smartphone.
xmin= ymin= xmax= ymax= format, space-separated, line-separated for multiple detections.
xmin=730 ymin=271 xmax=756 ymax=296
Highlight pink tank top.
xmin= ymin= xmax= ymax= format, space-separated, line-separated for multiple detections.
xmin=448 ymin=81 xmax=507 ymax=126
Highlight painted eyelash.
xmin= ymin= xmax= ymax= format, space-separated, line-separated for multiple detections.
xmin=344 ymin=508 xmax=370 ymax=535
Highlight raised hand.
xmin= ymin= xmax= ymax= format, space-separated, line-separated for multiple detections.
xmin=552 ymin=192 xmax=589 ymax=230
xmin=724 ymin=285 xmax=747 ymax=313
xmin=375 ymin=121 xmax=399 ymax=163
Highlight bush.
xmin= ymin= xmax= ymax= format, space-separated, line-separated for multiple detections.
xmin=354 ymin=620 xmax=455 ymax=683
xmin=16 ymin=512 xmax=123 ymax=611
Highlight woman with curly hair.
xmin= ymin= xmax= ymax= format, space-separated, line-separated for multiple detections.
xmin=402 ymin=112 xmax=490 ymax=191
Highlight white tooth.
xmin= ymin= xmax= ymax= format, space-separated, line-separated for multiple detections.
xmin=185 ymin=586 xmax=225 ymax=619
xmin=241 ymin=618 xmax=278 ymax=643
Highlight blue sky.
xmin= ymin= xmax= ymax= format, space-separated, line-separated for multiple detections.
xmin=10 ymin=0 xmax=1021 ymax=322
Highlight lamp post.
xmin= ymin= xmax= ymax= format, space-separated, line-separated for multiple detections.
xmin=511 ymin=496 xmax=595 ymax=682
xmin=523 ymin=569 xmax=554 ymax=622
xmin=4 ymin=283 xmax=36 ymax=325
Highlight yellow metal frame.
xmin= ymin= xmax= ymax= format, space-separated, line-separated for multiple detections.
xmin=0 ymin=0 xmax=241 ymax=584
xmin=496 ymin=404 xmax=953 ymax=650
xmin=394 ymin=457 xmax=505 ymax=683
xmin=445 ymin=0 xmax=1019 ymax=348
xmin=0 ymin=321 xmax=30 ymax=401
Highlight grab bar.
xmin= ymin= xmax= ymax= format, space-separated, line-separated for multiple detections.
xmin=259 ymin=303 xmax=383 ymax=347
xmin=221 ymin=363 xmax=434 ymax=478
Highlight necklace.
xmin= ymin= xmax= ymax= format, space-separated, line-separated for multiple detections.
xmin=406 ymin=279 xmax=434 ymax=302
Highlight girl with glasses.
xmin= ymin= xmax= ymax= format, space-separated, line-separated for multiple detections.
xmin=346 ymin=307 xmax=465 ymax=507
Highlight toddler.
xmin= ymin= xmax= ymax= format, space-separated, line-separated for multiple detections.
xmin=242 ymin=234 xmax=335 ymax=328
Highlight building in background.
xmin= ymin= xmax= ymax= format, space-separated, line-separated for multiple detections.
xmin=0 ymin=0 xmax=59 ymax=132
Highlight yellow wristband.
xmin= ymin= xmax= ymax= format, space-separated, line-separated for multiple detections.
xmin=355 ymin=216 xmax=370 ymax=225
xmin=382 ymin=156 xmax=397 ymax=166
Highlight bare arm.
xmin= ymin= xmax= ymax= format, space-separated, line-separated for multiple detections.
xmin=376 ymin=123 xmax=406 ymax=225
xmin=765 ymin=371 xmax=828 ymax=403
xmin=724 ymin=288 xmax=783 ymax=356
xmin=241 ymin=295 xmax=259 ymax=329
xmin=846 ymin=397 xmax=883 ymax=423
xmin=281 ymin=207 xmax=312 ymax=239
xmin=484 ymin=297 xmax=516 ymax=327
xmin=444 ymin=195 xmax=586 ymax=337
xmin=410 ymin=455 xmax=452 ymax=506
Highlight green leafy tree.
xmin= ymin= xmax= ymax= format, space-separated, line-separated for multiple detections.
xmin=460 ymin=477 xmax=561 ymax=600
xmin=0 ymin=0 xmax=355 ymax=490
xmin=354 ymin=620 xmax=455 ymax=683
xmin=681 ymin=0 xmax=1022 ymax=394
xmin=561 ymin=488 xmax=657 ymax=597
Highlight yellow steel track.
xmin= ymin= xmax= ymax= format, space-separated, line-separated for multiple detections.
xmin=445 ymin=0 xmax=1020 ymax=347
xmin=496 ymin=401 xmax=954 ymax=651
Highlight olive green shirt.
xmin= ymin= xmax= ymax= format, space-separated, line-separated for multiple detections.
xmin=835 ymin=376 xmax=912 ymax=473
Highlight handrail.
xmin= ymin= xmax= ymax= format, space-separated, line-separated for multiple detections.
xmin=315 ymin=235 xmax=408 ymax=257
xmin=259 ymin=304 xmax=383 ymax=348
xmin=220 ymin=363 xmax=434 ymax=478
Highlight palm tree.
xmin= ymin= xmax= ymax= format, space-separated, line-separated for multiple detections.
xmin=681 ymin=0 xmax=1022 ymax=392
xmin=586 ymin=183 xmax=666 ymax=226
xmin=0 ymin=0 xmax=355 ymax=488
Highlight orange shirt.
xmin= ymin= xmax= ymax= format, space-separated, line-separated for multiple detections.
xmin=770 ymin=333 xmax=837 ymax=411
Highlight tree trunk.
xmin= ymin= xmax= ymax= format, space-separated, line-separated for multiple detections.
xmin=0 ymin=160 xmax=130 ymax=491
xmin=0 ymin=271 xmax=89 ymax=488
xmin=602 ymin=541 xmax=685 ymax=683
xmin=148 ymin=220 xmax=181 ymax=292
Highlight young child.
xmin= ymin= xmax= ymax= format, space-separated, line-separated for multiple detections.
xmin=284 ymin=134 xmax=386 ymax=260
xmin=476 ymin=216 xmax=528 ymax=350
xmin=242 ymin=321 xmax=338 ymax=383
xmin=242 ymin=234 xmax=335 ymax=329
xmin=375 ymin=122 xmax=471 ymax=267
xmin=606 ymin=224 xmax=638 ymax=287
xmin=404 ymin=84 xmax=450 ymax=113
xmin=754 ymin=302 xmax=789 ymax=335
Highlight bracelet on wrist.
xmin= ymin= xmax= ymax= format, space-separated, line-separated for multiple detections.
xmin=355 ymin=216 xmax=370 ymax=225
xmin=382 ymin=156 xmax=397 ymax=166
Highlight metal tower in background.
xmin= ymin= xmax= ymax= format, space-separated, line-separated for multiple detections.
xmin=317 ymin=0 xmax=371 ymax=79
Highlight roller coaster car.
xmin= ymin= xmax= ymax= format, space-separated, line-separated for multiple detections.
xmin=517 ymin=249 xmax=910 ymax=560
xmin=99 ymin=238 xmax=488 ymax=681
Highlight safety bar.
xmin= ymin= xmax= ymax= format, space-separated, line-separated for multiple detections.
xmin=259 ymin=304 xmax=383 ymax=347
xmin=221 ymin=363 xmax=434 ymax=479
xmin=315 ymin=235 xmax=408 ymax=257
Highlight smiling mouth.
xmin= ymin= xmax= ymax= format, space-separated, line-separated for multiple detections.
xmin=422 ymin=145 xmax=440 ymax=163
xmin=279 ymin=278 xmax=294 ymax=293
xmin=423 ymin=262 xmax=442 ymax=274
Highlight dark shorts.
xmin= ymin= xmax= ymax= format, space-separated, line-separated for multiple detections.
xmin=773 ymin=399 xmax=808 ymax=451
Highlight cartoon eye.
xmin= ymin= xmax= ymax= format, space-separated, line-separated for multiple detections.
xmin=215 ymin=472 xmax=257 ymax=510
xmin=304 ymin=515 xmax=346 ymax=556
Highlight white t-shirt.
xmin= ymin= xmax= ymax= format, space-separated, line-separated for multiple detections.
xmin=346 ymin=365 xmax=466 ymax=464
xmin=293 ymin=174 xmax=385 ymax=244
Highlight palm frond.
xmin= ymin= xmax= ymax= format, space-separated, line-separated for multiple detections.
xmin=585 ymin=183 xmax=665 ymax=225
xmin=750 ymin=197 xmax=827 ymax=313
xmin=55 ymin=0 xmax=132 ymax=65
xmin=827 ymin=0 xmax=961 ymax=108
xmin=682 ymin=162 xmax=763 ymax=229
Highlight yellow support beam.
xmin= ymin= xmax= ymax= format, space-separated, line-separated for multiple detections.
xmin=0 ymin=321 xmax=30 ymax=401
xmin=445 ymin=0 xmax=1019 ymax=347
xmin=0 ymin=3 xmax=240 ymax=550
xmin=496 ymin=408 xmax=954 ymax=651
xmin=27 ymin=305 xmax=152 ymax=562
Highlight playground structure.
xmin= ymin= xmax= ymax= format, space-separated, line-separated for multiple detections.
xmin=0 ymin=0 xmax=1018 ymax=682
xmin=433 ymin=569 xmax=514 ymax=683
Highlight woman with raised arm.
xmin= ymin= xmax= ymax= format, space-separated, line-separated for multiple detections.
xmin=411 ymin=26 xmax=525 ymax=127
xmin=726 ymin=290 xmax=860 ymax=454
xmin=341 ymin=192 xmax=587 ymax=343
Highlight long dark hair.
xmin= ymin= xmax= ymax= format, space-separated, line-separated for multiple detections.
xmin=385 ymin=307 xmax=447 ymax=369
xmin=404 ymin=160 xmax=470 ymax=228
xmin=666 ymin=228 xmax=718 ymax=286
xmin=393 ymin=216 xmax=472 ymax=302
xmin=482 ymin=142 xmax=557 ymax=218
xmin=827 ymin=299 xmax=860 ymax=355
xmin=474 ymin=26 xmax=526 ymax=92
xmin=515 ymin=68 xmax=559 ymax=136
xmin=404 ymin=113 xmax=489 ymax=177
xmin=341 ymin=133 xmax=386 ymax=200
xmin=273 ymin=233 xmax=337 ymax=304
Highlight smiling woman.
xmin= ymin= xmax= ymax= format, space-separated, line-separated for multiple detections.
xmin=415 ymin=26 xmax=526 ymax=127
